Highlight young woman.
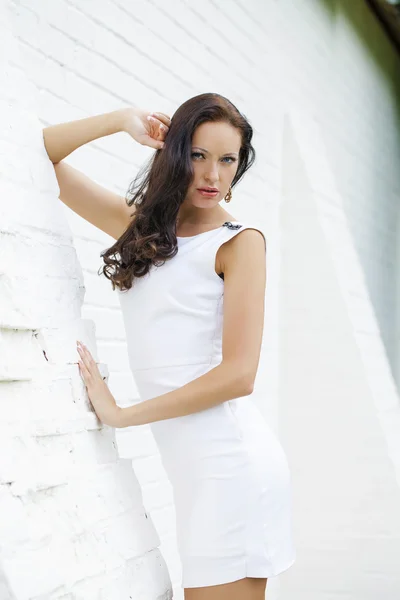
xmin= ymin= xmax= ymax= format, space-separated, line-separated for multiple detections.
xmin=43 ymin=93 xmax=296 ymax=600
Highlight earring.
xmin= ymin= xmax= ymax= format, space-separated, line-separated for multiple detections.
xmin=224 ymin=187 xmax=232 ymax=203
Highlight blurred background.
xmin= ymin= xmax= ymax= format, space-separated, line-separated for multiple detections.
xmin=1 ymin=1 xmax=400 ymax=598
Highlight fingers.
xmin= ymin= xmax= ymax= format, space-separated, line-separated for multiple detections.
xmin=150 ymin=112 xmax=172 ymax=127
xmin=77 ymin=341 xmax=97 ymax=381
xmin=147 ymin=116 xmax=169 ymax=138
xmin=77 ymin=344 xmax=88 ymax=376
xmin=77 ymin=341 xmax=92 ymax=364
xmin=143 ymin=135 xmax=164 ymax=150
xmin=146 ymin=116 xmax=167 ymax=150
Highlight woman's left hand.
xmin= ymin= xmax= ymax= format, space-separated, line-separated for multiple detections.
xmin=77 ymin=341 xmax=121 ymax=427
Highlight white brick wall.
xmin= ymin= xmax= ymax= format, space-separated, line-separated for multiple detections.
xmin=1 ymin=0 xmax=400 ymax=598
xmin=279 ymin=108 xmax=400 ymax=599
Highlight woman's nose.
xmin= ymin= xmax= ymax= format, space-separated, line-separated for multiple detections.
xmin=205 ymin=163 xmax=220 ymax=182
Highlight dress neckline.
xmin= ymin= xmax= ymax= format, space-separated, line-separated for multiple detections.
xmin=176 ymin=221 xmax=241 ymax=239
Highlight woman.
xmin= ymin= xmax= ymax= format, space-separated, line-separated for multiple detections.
xmin=43 ymin=93 xmax=296 ymax=599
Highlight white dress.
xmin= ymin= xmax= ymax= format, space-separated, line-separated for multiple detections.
xmin=117 ymin=221 xmax=296 ymax=588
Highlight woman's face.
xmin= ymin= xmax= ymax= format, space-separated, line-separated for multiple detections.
xmin=185 ymin=121 xmax=241 ymax=208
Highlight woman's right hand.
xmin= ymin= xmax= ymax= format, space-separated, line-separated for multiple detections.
xmin=119 ymin=107 xmax=171 ymax=150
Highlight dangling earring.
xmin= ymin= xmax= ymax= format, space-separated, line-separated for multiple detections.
xmin=224 ymin=186 xmax=232 ymax=203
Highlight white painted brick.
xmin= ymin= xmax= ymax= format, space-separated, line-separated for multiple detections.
xmin=2 ymin=0 xmax=400 ymax=597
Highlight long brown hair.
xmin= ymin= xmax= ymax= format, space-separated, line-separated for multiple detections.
xmin=99 ymin=92 xmax=256 ymax=291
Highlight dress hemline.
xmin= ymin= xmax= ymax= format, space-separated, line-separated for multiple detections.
xmin=181 ymin=553 xmax=296 ymax=588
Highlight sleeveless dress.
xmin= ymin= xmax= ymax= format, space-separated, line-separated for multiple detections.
xmin=117 ymin=221 xmax=296 ymax=588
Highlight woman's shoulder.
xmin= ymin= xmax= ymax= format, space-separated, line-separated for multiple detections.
xmin=222 ymin=219 xmax=266 ymax=240
xmin=217 ymin=220 xmax=267 ymax=260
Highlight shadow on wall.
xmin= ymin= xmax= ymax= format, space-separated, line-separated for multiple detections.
xmin=276 ymin=107 xmax=400 ymax=600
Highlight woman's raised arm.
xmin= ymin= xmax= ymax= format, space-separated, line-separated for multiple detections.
xmin=42 ymin=108 xmax=170 ymax=239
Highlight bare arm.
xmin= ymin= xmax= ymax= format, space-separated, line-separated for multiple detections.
xmin=115 ymin=361 xmax=251 ymax=428
xmin=42 ymin=108 xmax=171 ymax=239
xmin=43 ymin=109 xmax=127 ymax=164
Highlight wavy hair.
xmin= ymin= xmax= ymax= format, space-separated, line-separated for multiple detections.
xmin=99 ymin=92 xmax=256 ymax=291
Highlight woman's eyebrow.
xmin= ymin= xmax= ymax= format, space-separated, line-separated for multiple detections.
xmin=192 ymin=146 xmax=239 ymax=156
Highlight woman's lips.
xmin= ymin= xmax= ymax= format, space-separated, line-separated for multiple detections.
xmin=197 ymin=189 xmax=219 ymax=197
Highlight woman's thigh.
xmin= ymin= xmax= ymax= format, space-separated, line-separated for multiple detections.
xmin=184 ymin=577 xmax=268 ymax=600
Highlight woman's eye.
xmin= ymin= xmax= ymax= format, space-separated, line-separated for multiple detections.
xmin=191 ymin=152 xmax=236 ymax=164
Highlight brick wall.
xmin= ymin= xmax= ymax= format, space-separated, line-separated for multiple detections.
xmin=1 ymin=0 xmax=400 ymax=598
